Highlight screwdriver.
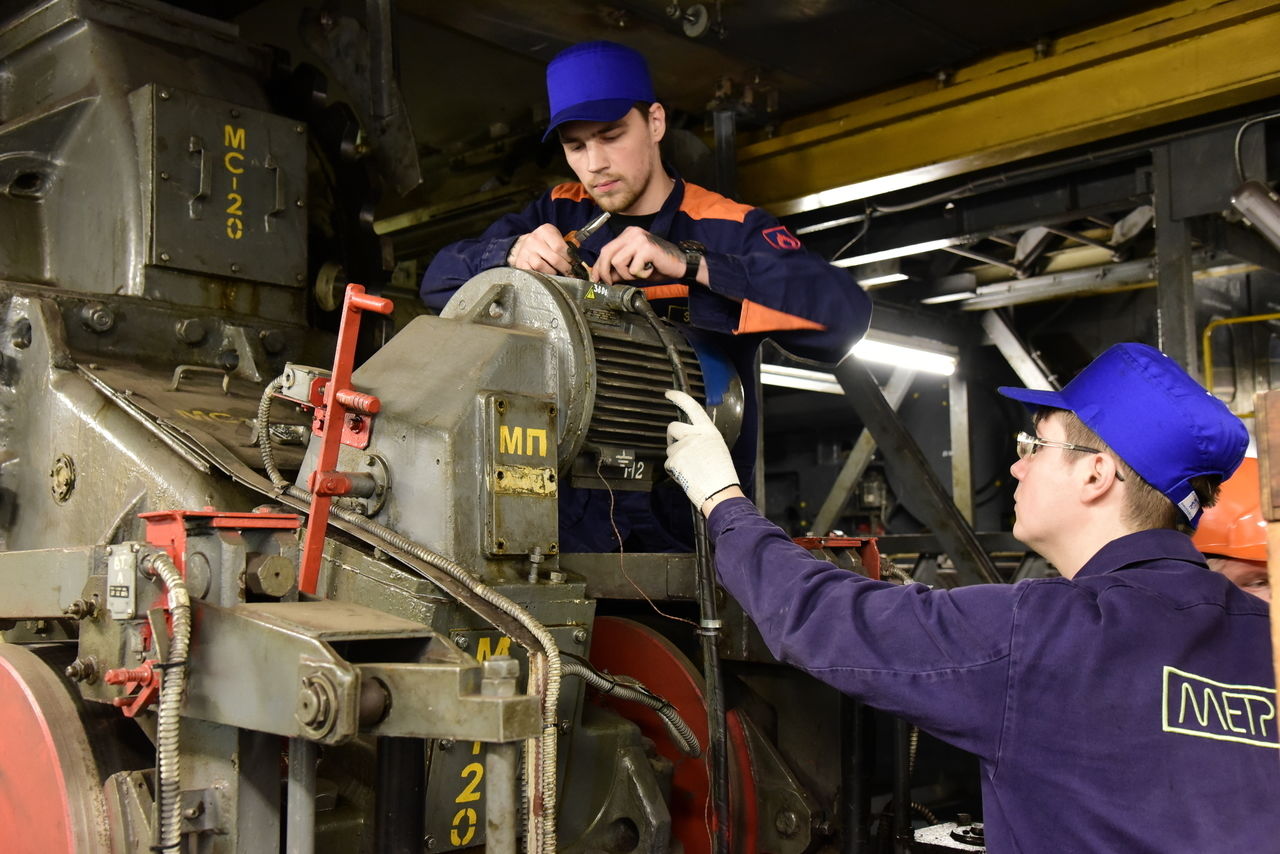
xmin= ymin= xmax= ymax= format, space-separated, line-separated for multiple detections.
xmin=564 ymin=211 xmax=611 ymax=279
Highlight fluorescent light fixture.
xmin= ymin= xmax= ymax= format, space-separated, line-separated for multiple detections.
xmin=850 ymin=330 xmax=958 ymax=376
xmin=920 ymin=290 xmax=975 ymax=305
xmin=858 ymin=272 xmax=909 ymax=287
xmin=851 ymin=259 xmax=909 ymax=288
xmin=832 ymin=238 xmax=960 ymax=268
xmin=760 ymin=364 xmax=844 ymax=395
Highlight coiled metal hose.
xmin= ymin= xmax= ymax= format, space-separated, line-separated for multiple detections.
xmin=257 ymin=379 xmax=562 ymax=853
xmin=561 ymin=654 xmax=700 ymax=757
xmin=143 ymin=548 xmax=191 ymax=852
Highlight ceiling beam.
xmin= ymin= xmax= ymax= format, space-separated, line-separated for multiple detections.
xmin=738 ymin=0 xmax=1280 ymax=215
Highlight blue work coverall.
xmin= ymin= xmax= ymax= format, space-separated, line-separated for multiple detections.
xmin=421 ymin=175 xmax=871 ymax=551
xmin=708 ymin=497 xmax=1280 ymax=853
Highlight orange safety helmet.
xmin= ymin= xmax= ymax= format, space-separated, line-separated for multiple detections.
xmin=1192 ymin=456 xmax=1267 ymax=561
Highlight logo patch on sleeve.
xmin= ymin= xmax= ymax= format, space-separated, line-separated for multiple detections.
xmin=761 ymin=226 xmax=802 ymax=251
xmin=1162 ymin=666 xmax=1277 ymax=748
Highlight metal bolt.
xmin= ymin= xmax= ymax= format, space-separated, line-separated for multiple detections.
xmin=558 ymin=719 xmax=570 ymax=734
xmin=295 ymin=125 xmax=305 ymax=134
xmin=438 ymin=739 xmax=454 ymax=752
xmin=11 ymin=318 xmax=30 ymax=350
xmin=452 ymin=634 xmax=470 ymax=650
xmin=488 ymin=301 xmax=505 ymax=318
xmin=183 ymin=801 xmax=204 ymax=819
xmin=423 ymin=835 xmax=436 ymax=850
xmin=775 ymin=809 xmax=799 ymax=838
xmin=159 ymin=171 xmax=169 ymax=180
xmin=230 ymin=108 xmax=241 ymax=118
xmin=63 ymin=598 xmax=96 ymax=620
xmin=230 ymin=263 xmax=241 ymax=274
xmin=295 ymin=199 xmax=304 ymax=207
xmin=160 ymin=252 xmax=171 ymax=262
xmin=259 ymin=329 xmax=286 ymax=354
xmin=65 ymin=657 xmax=98 ymax=683
xmin=175 ymin=318 xmax=207 ymax=345
xmin=572 ymin=628 xmax=587 ymax=645
xmin=159 ymin=89 xmax=170 ymax=100
xmin=80 ymin=303 xmax=115 ymax=333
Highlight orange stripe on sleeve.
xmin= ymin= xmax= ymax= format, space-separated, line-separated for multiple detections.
xmin=642 ymin=284 xmax=691 ymax=301
xmin=550 ymin=182 xmax=591 ymax=202
xmin=734 ymin=299 xmax=826 ymax=334
xmin=680 ymin=183 xmax=752 ymax=223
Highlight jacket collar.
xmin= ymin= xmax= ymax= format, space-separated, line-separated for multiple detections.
xmin=1074 ymin=528 xmax=1208 ymax=579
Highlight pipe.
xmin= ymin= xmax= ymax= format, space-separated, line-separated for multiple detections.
xmin=143 ymin=549 xmax=192 ymax=852
xmin=286 ymin=738 xmax=317 ymax=854
xmin=631 ymin=294 xmax=731 ymax=853
xmin=375 ymin=737 xmax=424 ymax=853
xmin=892 ymin=717 xmax=912 ymax=854
xmin=1200 ymin=311 xmax=1280 ymax=408
xmin=258 ymin=380 xmax=562 ymax=853
xmin=486 ymin=741 xmax=521 ymax=854
xmin=840 ymin=697 xmax=871 ymax=854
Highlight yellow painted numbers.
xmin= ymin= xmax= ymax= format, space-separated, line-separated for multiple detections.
xmin=448 ymin=634 xmax=513 ymax=846
xmin=223 ymin=124 xmax=246 ymax=240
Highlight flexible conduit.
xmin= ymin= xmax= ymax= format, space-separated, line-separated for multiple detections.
xmin=143 ymin=548 xmax=192 ymax=852
xmin=561 ymin=654 xmax=700 ymax=757
xmin=257 ymin=380 xmax=561 ymax=853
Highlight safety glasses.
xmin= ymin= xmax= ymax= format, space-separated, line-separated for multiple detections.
xmin=1015 ymin=431 xmax=1125 ymax=480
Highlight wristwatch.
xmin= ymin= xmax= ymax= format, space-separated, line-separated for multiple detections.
xmin=678 ymin=240 xmax=706 ymax=282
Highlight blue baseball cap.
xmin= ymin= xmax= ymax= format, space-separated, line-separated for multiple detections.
xmin=998 ymin=342 xmax=1248 ymax=525
xmin=543 ymin=41 xmax=656 ymax=142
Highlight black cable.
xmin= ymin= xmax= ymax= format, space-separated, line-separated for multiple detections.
xmin=632 ymin=294 xmax=731 ymax=854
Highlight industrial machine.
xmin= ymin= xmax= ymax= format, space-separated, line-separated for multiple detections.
xmin=0 ymin=2 xmax=901 ymax=852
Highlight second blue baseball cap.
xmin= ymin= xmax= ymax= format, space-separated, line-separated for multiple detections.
xmin=543 ymin=41 xmax=656 ymax=142
xmin=998 ymin=342 xmax=1248 ymax=525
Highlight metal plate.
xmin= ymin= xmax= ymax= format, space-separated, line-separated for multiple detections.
xmin=139 ymin=85 xmax=307 ymax=287
xmin=0 ymin=644 xmax=110 ymax=853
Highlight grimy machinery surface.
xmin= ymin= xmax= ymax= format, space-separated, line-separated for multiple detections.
xmin=0 ymin=2 xmax=898 ymax=853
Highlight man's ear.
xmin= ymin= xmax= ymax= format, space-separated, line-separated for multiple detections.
xmin=1079 ymin=453 xmax=1123 ymax=505
xmin=648 ymin=102 xmax=667 ymax=144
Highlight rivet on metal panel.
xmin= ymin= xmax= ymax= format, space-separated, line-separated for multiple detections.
xmin=160 ymin=252 xmax=171 ymax=262
xmin=159 ymin=89 xmax=170 ymax=100
xmin=230 ymin=109 xmax=240 ymax=118
xmin=230 ymin=264 xmax=241 ymax=274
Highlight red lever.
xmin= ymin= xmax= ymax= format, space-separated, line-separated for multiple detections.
xmin=298 ymin=283 xmax=394 ymax=595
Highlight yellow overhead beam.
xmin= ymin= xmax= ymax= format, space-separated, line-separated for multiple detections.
xmin=739 ymin=0 xmax=1280 ymax=215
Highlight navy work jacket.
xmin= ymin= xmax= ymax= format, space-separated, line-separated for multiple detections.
xmin=421 ymin=176 xmax=871 ymax=550
xmin=709 ymin=497 xmax=1280 ymax=853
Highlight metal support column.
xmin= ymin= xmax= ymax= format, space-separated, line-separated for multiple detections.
xmin=286 ymin=738 xmax=317 ymax=854
xmin=981 ymin=310 xmax=1058 ymax=390
xmin=833 ymin=357 xmax=999 ymax=585
xmin=1153 ymin=144 xmax=1197 ymax=371
xmin=892 ymin=718 xmax=912 ymax=854
xmin=713 ymin=109 xmax=737 ymax=200
xmin=485 ymin=742 xmax=520 ymax=854
xmin=812 ymin=367 xmax=915 ymax=534
xmin=949 ymin=367 xmax=973 ymax=524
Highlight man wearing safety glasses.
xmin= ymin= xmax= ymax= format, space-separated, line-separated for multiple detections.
xmin=664 ymin=342 xmax=1278 ymax=853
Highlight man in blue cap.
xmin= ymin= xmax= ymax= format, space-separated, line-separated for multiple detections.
xmin=421 ymin=40 xmax=870 ymax=551
xmin=664 ymin=342 xmax=1279 ymax=852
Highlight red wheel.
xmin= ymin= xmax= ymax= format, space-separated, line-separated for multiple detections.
xmin=588 ymin=617 xmax=759 ymax=854
xmin=0 ymin=644 xmax=111 ymax=853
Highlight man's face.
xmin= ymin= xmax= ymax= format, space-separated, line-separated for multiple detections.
xmin=1009 ymin=412 xmax=1082 ymax=554
xmin=558 ymin=105 xmax=665 ymax=215
xmin=1206 ymin=556 xmax=1271 ymax=602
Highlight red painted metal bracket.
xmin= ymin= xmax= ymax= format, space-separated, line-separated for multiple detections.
xmin=298 ymin=283 xmax=393 ymax=595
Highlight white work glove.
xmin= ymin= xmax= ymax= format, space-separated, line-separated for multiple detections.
xmin=664 ymin=389 xmax=739 ymax=507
